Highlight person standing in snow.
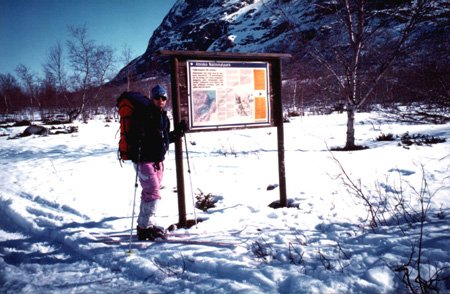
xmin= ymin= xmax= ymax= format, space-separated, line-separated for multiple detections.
xmin=132 ymin=85 xmax=185 ymax=240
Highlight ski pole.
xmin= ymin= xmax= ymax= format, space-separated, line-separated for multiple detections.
xmin=128 ymin=147 xmax=141 ymax=254
xmin=183 ymin=133 xmax=198 ymax=226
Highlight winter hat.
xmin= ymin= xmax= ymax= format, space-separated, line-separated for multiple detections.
xmin=151 ymin=85 xmax=168 ymax=99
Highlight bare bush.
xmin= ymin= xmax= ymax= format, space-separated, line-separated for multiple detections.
xmin=251 ymin=238 xmax=275 ymax=263
xmin=331 ymin=153 xmax=449 ymax=292
xmin=151 ymin=253 xmax=192 ymax=278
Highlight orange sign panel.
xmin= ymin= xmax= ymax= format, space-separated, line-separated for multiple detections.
xmin=253 ymin=69 xmax=266 ymax=91
xmin=254 ymin=97 xmax=267 ymax=120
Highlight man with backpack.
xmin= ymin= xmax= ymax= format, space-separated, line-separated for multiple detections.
xmin=117 ymin=85 xmax=186 ymax=240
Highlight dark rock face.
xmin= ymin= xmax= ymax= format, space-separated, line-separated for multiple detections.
xmin=113 ymin=0 xmax=302 ymax=83
xmin=112 ymin=0 xmax=449 ymax=84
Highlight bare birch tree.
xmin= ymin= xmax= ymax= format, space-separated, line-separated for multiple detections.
xmin=44 ymin=41 xmax=72 ymax=108
xmin=15 ymin=64 xmax=40 ymax=109
xmin=0 ymin=73 xmax=21 ymax=114
xmin=310 ymin=0 xmax=434 ymax=149
xmin=120 ymin=44 xmax=134 ymax=91
xmin=66 ymin=24 xmax=115 ymax=121
xmin=271 ymin=0 xmax=439 ymax=148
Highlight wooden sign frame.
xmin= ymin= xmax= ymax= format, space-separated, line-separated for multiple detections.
xmin=159 ymin=50 xmax=291 ymax=227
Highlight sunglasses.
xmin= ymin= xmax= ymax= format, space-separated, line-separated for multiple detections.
xmin=153 ymin=95 xmax=167 ymax=101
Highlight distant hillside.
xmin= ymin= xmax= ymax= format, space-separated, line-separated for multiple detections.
xmin=113 ymin=0 xmax=449 ymax=108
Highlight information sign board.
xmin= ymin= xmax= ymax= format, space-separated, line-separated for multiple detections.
xmin=187 ymin=60 xmax=271 ymax=130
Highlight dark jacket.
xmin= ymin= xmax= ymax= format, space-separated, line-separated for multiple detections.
xmin=139 ymin=103 xmax=174 ymax=163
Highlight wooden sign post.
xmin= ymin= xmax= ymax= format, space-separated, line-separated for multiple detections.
xmin=159 ymin=50 xmax=291 ymax=227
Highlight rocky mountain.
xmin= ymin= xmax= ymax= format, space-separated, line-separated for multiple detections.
xmin=113 ymin=0 xmax=449 ymax=90
xmin=114 ymin=0 xmax=303 ymax=82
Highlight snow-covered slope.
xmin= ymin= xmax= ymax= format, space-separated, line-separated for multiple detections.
xmin=1 ymin=112 xmax=449 ymax=292
xmin=113 ymin=0 xmax=449 ymax=84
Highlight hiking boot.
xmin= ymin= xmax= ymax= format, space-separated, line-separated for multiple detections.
xmin=136 ymin=226 xmax=154 ymax=241
xmin=137 ymin=226 xmax=167 ymax=241
xmin=149 ymin=226 xmax=167 ymax=240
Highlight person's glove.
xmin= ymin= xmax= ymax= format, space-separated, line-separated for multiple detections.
xmin=175 ymin=120 xmax=188 ymax=137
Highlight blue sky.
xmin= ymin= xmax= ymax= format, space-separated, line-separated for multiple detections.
xmin=0 ymin=0 xmax=177 ymax=77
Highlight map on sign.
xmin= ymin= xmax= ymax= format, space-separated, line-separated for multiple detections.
xmin=187 ymin=60 xmax=271 ymax=130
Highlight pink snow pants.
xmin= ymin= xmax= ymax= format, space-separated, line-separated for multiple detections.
xmin=135 ymin=162 xmax=164 ymax=202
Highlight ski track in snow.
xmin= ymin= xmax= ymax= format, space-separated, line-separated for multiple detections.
xmin=1 ymin=113 xmax=449 ymax=293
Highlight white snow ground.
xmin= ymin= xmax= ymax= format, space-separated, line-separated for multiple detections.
xmin=0 ymin=111 xmax=449 ymax=293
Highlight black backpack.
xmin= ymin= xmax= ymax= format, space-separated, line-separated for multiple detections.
xmin=116 ymin=91 xmax=152 ymax=162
